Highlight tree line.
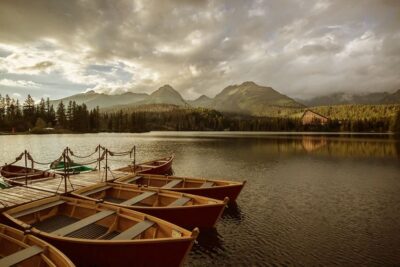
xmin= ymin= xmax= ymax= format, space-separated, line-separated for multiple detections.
xmin=1 ymin=94 xmax=399 ymax=133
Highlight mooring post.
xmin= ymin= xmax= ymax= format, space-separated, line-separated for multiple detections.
xmin=24 ymin=150 xmax=28 ymax=186
xmin=133 ymin=146 xmax=136 ymax=172
xmin=63 ymin=150 xmax=67 ymax=194
xmin=105 ymin=148 xmax=108 ymax=182
xmin=98 ymin=144 xmax=101 ymax=172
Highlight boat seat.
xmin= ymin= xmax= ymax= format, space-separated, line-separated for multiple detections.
xmin=0 ymin=245 xmax=43 ymax=266
xmin=161 ymin=179 xmax=182 ymax=189
xmin=81 ymin=185 xmax=112 ymax=196
xmin=168 ymin=197 xmax=191 ymax=207
xmin=52 ymin=210 xmax=115 ymax=236
xmin=112 ymin=220 xmax=155 ymax=240
xmin=156 ymin=160 xmax=168 ymax=163
xmin=125 ymin=175 xmax=143 ymax=184
xmin=120 ymin=191 xmax=156 ymax=206
xmin=138 ymin=164 xmax=154 ymax=168
xmin=13 ymin=200 xmax=66 ymax=218
xmin=200 ymin=181 xmax=214 ymax=188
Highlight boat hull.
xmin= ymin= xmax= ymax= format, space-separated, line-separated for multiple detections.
xmin=123 ymin=202 xmax=226 ymax=229
xmin=37 ymin=235 xmax=194 ymax=267
xmin=116 ymin=155 xmax=174 ymax=175
xmin=169 ymin=183 xmax=245 ymax=202
xmin=0 ymin=165 xmax=56 ymax=185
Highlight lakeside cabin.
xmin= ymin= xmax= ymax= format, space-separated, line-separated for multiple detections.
xmin=301 ymin=110 xmax=329 ymax=125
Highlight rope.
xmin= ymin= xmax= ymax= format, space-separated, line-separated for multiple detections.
xmin=107 ymin=147 xmax=135 ymax=157
xmin=27 ymin=153 xmax=59 ymax=166
xmin=1 ymin=153 xmax=24 ymax=168
xmin=69 ymin=147 xmax=100 ymax=159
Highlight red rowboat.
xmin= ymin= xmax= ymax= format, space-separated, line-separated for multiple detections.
xmin=115 ymin=174 xmax=246 ymax=202
xmin=115 ymin=155 xmax=174 ymax=175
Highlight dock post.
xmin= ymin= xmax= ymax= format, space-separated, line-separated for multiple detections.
xmin=105 ymin=148 xmax=108 ymax=182
xmin=24 ymin=150 xmax=28 ymax=186
xmin=98 ymin=144 xmax=101 ymax=172
xmin=63 ymin=150 xmax=67 ymax=194
xmin=133 ymin=146 xmax=136 ymax=172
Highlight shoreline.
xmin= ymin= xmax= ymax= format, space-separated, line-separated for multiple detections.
xmin=0 ymin=130 xmax=397 ymax=136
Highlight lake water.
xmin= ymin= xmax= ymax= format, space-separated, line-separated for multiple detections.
xmin=1 ymin=132 xmax=400 ymax=266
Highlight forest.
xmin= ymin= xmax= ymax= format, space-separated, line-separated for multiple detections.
xmin=1 ymin=94 xmax=400 ymax=133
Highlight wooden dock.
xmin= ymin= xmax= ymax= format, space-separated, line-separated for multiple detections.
xmin=0 ymin=170 xmax=129 ymax=211
xmin=26 ymin=170 xmax=128 ymax=194
xmin=0 ymin=187 xmax=55 ymax=210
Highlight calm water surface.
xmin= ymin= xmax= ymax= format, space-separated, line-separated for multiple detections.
xmin=1 ymin=132 xmax=400 ymax=266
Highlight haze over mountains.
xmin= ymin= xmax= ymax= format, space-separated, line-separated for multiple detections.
xmin=52 ymin=81 xmax=400 ymax=116
xmin=298 ymin=90 xmax=400 ymax=106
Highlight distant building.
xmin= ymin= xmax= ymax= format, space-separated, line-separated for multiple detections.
xmin=301 ymin=110 xmax=329 ymax=125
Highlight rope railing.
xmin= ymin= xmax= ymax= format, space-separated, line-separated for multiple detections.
xmin=106 ymin=146 xmax=135 ymax=157
xmin=1 ymin=144 xmax=138 ymax=191
xmin=27 ymin=153 xmax=61 ymax=166
xmin=68 ymin=146 xmax=101 ymax=159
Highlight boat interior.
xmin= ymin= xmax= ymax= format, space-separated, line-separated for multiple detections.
xmin=0 ymin=224 xmax=70 ymax=267
xmin=119 ymin=174 xmax=234 ymax=189
xmin=5 ymin=197 xmax=190 ymax=241
xmin=74 ymin=183 xmax=220 ymax=207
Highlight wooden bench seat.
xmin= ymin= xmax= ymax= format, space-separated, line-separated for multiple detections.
xmin=0 ymin=245 xmax=43 ymax=266
xmin=120 ymin=191 xmax=156 ymax=206
xmin=168 ymin=197 xmax=191 ymax=207
xmin=81 ymin=185 xmax=112 ymax=196
xmin=52 ymin=210 xmax=115 ymax=236
xmin=138 ymin=164 xmax=154 ymax=168
xmin=125 ymin=175 xmax=143 ymax=184
xmin=112 ymin=220 xmax=155 ymax=240
xmin=13 ymin=200 xmax=65 ymax=218
xmin=161 ymin=179 xmax=182 ymax=189
xmin=200 ymin=181 xmax=214 ymax=188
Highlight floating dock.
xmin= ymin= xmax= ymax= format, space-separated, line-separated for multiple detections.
xmin=0 ymin=170 xmax=128 ymax=211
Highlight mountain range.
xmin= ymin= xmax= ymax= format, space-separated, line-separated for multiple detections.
xmin=298 ymin=90 xmax=400 ymax=106
xmin=51 ymin=82 xmax=400 ymax=116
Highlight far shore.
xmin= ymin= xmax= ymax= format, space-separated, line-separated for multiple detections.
xmin=0 ymin=130 xmax=397 ymax=136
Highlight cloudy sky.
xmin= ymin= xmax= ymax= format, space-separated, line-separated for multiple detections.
xmin=0 ymin=0 xmax=399 ymax=101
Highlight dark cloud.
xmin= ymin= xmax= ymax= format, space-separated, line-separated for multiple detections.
xmin=0 ymin=0 xmax=399 ymax=99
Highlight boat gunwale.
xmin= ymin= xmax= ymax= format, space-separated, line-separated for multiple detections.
xmin=0 ymin=223 xmax=75 ymax=267
xmin=71 ymin=182 xmax=228 ymax=210
xmin=115 ymin=173 xmax=246 ymax=189
xmin=2 ymin=195 xmax=199 ymax=245
xmin=115 ymin=155 xmax=174 ymax=173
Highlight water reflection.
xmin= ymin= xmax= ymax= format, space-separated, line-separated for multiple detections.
xmin=301 ymin=136 xmax=327 ymax=152
xmin=222 ymin=202 xmax=244 ymax=222
xmin=241 ymin=135 xmax=400 ymax=159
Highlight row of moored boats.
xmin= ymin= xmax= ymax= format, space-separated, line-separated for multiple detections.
xmin=0 ymin=154 xmax=245 ymax=266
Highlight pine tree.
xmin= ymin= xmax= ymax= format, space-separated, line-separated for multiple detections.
xmin=56 ymin=101 xmax=67 ymax=128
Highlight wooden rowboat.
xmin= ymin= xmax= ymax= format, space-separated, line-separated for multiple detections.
xmin=71 ymin=182 xmax=228 ymax=229
xmin=115 ymin=174 xmax=246 ymax=202
xmin=0 ymin=165 xmax=57 ymax=185
xmin=0 ymin=223 xmax=75 ymax=267
xmin=115 ymin=155 xmax=174 ymax=175
xmin=3 ymin=196 xmax=198 ymax=267
xmin=50 ymin=162 xmax=95 ymax=174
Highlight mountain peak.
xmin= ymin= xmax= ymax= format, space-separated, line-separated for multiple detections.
xmin=85 ymin=90 xmax=97 ymax=95
xmin=240 ymin=81 xmax=258 ymax=87
xmin=196 ymin=95 xmax=211 ymax=101
xmin=146 ymin=85 xmax=188 ymax=106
